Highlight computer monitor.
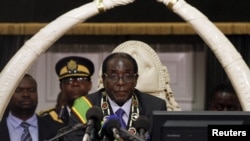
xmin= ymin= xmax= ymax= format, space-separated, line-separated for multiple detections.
xmin=151 ymin=111 xmax=250 ymax=141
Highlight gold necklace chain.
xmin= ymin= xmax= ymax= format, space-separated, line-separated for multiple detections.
xmin=101 ymin=91 xmax=139 ymax=135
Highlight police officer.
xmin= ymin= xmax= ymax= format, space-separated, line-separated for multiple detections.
xmin=39 ymin=56 xmax=94 ymax=125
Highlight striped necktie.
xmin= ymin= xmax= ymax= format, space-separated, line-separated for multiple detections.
xmin=115 ymin=108 xmax=126 ymax=129
xmin=20 ymin=122 xmax=32 ymax=141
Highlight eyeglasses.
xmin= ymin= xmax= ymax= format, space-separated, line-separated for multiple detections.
xmin=62 ymin=77 xmax=89 ymax=84
xmin=103 ymin=73 xmax=137 ymax=83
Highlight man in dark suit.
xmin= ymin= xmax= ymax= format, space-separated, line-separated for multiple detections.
xmin=0 ymin=74 xmax=64 ymax=141
xmin=65 ymin=52 xmax=167 ymax=141
xmin=208 ymin=82 xmax=242 ymax=111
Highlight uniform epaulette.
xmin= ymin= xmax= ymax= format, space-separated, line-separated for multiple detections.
xmin=38 ymin=108 xmax=64 ymax=124
xmin=38 ymin=108 xmax=55 ymax=116
xmin=48 ymin=110 xmax=64 ymax=123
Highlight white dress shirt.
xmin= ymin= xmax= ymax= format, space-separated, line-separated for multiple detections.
xmin=108 ymin=97 xmax=132 ymax=125
xmin=7 ymin=112 xmax=38 ymax=141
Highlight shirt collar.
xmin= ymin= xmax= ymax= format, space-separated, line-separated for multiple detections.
xmin=7 ymin=112 xmax=38 ymax=128
xmin=108 ymin=96 xmax=132 ymax=117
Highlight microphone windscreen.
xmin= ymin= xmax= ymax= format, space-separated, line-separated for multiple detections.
xmin=104 ymin=115 xmax=121 ymax=135
xmin=134 ymin=116 xmax=150 ymax=131
xmin=86 ymin=106 xmax=103 ymax=123
xmin=105 ymin=115 xmax=119 ymax=123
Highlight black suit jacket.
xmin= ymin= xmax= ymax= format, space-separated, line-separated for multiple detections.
xmin=0 ymin=114 xmax=65 ymax=141
xmin=64 ymin=88 xmax=167 ymax=141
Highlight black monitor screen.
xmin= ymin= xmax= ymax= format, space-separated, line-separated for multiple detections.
xmin=151 ymin=111 xmax=250 ymax=141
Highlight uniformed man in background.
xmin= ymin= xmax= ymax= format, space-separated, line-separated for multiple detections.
xmin=39 ymin=56 xmax=95 ymax=125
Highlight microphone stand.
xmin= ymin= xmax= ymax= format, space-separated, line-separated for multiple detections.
xmin=44 ymin=123 xmax=85 ymax=141
xmin=82 ymin=125 xmax=102 ymax=141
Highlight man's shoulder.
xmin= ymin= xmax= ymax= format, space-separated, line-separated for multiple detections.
xmin=135 ymin=89 xmax=167 ymax=111
xmin=38 ymin=108 xmax=55 ymax=116
xmin=37 ymin=114 xmax=65 ymax=140
xmin=38 ymin=114 xmax=65 ymax=127
xmin=135 ymin=89 xmax=164 ymax=99
xmin=85 ymin=89 xmax=103 ymax=99
xmin=38 ymin=108 xmax=64 ymax=124
xmin=135 ymin=89 xmax=167 ymax=106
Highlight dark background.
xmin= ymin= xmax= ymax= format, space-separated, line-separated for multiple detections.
xmin=0 ymin=0 xmax=249 ymax=22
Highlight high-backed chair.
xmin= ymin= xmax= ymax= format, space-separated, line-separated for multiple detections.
xmin=98 ymin=40 xmax=181 ymax=111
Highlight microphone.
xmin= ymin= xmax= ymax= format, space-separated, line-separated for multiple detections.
xmin=104 ymin=116 xmax=123 ymax=141
xmin=82 ymin=106 xmax=103 ymax=141
xmin=44 ymin=123 xmax=85 ymax=141
xmin=134 ymin=116 xmax=150 ymax=140
xmin=101 ymin=115 xmax=145 ymax=141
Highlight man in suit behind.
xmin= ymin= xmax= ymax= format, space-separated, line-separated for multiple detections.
xmin=208 ymin=82 xmax=242 ymax=111
xmin=65 ymin=52 xmax=167 ymax=141
xmin=0 ymin=74 xmax=64 ymax=141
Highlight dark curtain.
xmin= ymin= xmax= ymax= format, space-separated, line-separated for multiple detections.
xmin=0 ymin=36 xmax=27 ymax=71
xmin=205 ymin=35 xmax=250 ymax=110
xmin=1 ymin=0 xmax=250 ymax=22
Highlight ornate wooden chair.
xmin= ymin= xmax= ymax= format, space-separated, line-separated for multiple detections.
xmin=97 ymin=40 xmax=181 ymax=111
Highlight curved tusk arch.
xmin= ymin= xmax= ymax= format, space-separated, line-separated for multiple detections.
xmin=0 ymin=0 xmax=135 ymax=120
xmin=1 ymin=0 xmax=250 ymax=120
xmin=164 ymin=0 xmax=250 ymax=110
